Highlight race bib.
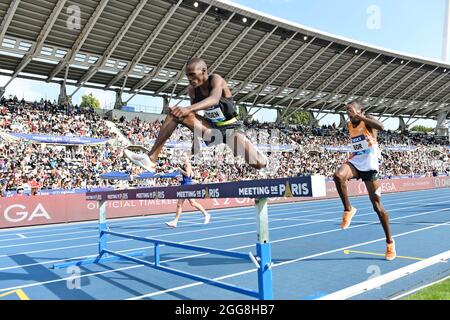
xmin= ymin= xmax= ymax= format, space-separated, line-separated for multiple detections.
xmin=204 ymin=106 xmax=226 ymax=123
xmin=351 ymin=135 xmax=370 ymax=154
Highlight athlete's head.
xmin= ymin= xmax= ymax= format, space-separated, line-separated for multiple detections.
xmin=181 ymin=151 xmax=190 ymax=163
xmin=185 ymin=57 xmax=208 ymax=88
xmin=346 ymin=100 xmax=364 ymax=125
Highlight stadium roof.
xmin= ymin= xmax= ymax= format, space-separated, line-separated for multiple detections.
xmin=1 ymin=0 xmax=450 ymax=120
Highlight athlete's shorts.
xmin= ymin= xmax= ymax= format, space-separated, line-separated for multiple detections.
xmin=203 ymin=118 xmax=245 ymax=146
xmin=348 ymin=162 xmax=379 ymax=182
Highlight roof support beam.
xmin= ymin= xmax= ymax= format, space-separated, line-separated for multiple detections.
xmin=388 ymin=67 xmax=439 ymax=115
xmin=0 ymin=0 xmax=21 ymax=45
xmin=46 ymin=0 xmax=110 ymax=82
xmin=297 ymin=51 xmax=367 ymax=110
xmin=232 ymin=30 xmax=296 ymax=95
xmin=278 ymin=98 xmax=311 ymax=123
xmin=257 ymin=43 xmax=332 ymax=106
xmin=392 ymin=71 xmax=448 ymax=116
xmin=274 ymin=47 xmax=350 ymax=107
xmin=406 ymin=73 xmax=450 ymax=117
xmin=174 ymin=19 xmax=258 ymax=99
xmin=3 ymin=0 xmax=67 ymax=88
xmin=423 ymin=90 xmax=450 ymax=117
xmin=239 ymin=37 xmax=315 ymax=104
xmin=73 ymin=0 xmax=148 ymax=94
xmin=359 ymin=61 xmax=409 ymax=105
xmin=105 ymin=0 xmax=183 ymax=90
xmin=331 ymin=57 xmax=396 ymax=112
xmin=127 ymin=5 xmax=213 ymax=99
xmin=367 ymin=64 xmax=425 ymax=113
xmin=226 ymin=26 xmax=278 ymax=82
xmin=207 ymin=20 xmax=258 ymax=74
xmin=154 ymin=12 xmax=235 ymax=96
xmin=288 ymin=53 xmax=382 ymax=112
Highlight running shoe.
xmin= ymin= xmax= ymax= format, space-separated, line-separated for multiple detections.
xmin=341 ymin=207 xmax=357 ymax=229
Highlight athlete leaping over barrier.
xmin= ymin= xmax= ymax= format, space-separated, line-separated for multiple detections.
xmin=53 ymin=175 xmax=326 ymax=300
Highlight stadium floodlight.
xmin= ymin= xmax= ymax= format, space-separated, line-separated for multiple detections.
xmin=242 ymin=17 xmax=248 ymax=23
xmin=354 ymin=49 xmax=359 ymax=54
xmin=400 ymin=60 xmax=405 ymax=64
xmin=303 ymin=35 xmax=308 ymax=41
xmin=194 ymin=1 xmax=199 ymax=8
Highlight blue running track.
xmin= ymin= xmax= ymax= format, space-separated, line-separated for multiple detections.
xmin=0 ymin=188 xmax=449 ymax=300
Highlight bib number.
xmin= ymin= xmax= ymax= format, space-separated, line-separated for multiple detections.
xmin=351 ymin=135 xmax=370 ymax=153
xmin=204 ymin=106 xmax=226 ymax=123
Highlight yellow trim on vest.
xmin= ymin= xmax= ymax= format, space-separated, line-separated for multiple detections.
xmin=215 ymin=117 xmax=238 ymax=127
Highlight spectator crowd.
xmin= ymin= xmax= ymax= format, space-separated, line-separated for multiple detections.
xmin=0 ymin=95 xmax=449 ymax=195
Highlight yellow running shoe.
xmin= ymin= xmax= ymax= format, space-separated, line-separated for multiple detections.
xmin=341 ymin=207 xmax=357 ymax=229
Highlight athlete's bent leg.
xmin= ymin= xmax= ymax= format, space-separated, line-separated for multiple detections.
xmin=227 ymin=131 xmax=267 ymax=170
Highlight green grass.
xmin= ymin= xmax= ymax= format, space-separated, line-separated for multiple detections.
xmin=405 ymin=277 xmax=450 ymax=300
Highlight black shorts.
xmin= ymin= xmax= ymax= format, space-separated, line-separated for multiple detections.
xmin=348 ymin=162 xmax=379 ymax=182
xmin=203 ymin=119 xmax=244 ymax=146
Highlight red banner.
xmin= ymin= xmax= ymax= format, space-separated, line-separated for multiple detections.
xmin=0 ymin=176 xmax=449 ymax=229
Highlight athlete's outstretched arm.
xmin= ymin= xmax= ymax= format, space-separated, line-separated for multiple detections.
xmin=170 ymin=76 xmax=224 ymax=119
xmin=356 ymin=114 xmax=384 ymax=131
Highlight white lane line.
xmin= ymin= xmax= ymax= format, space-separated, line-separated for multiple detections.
xmin=0 ymin=187 xmax=446 ymax=238
xmin=0 ymin=192 xmax=445 ymax=251
xmin=390 ymin=275 xmax=450 ymax=300
xmin=1 ymin=208 xmax=448 ymax=298
xmin=128 ymin=221 xmax=450 ymax=300
xmin=318 ymin=250 xmax=450 ymax=300
xmin=1 ymin=196 xmax=448 ymax=264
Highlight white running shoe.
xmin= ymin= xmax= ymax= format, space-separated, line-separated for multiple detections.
xmin=165 ymin=220 xmax=177 ymax=228
xmin=204 ymin=213 xmax=211 ymax=224
xmin=123 ymin=149 xmax=156 ymax=172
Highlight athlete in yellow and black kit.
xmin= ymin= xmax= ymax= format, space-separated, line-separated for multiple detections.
xmin=333 ymin=101 xmax=396 ymax=261
xmin=124 ymin=57 xmax=267 ymax=172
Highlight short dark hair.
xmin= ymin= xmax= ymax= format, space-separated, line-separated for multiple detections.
xmin=186 ymin=57 xmax=207 ymax=69
xmin=347 ymin=99 xmax=364 ymax=110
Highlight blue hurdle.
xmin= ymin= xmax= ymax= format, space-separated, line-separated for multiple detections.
xmin=53 ymin=176 xmax=326 ymax=300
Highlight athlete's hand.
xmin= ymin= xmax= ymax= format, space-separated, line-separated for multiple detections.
xmin=169 ymin=106 xmax=191 ymax=120
xmin=346 ymin=104 xmax=363 ymax=119
xmin=346 ymin=104 xmax=358 ymax=118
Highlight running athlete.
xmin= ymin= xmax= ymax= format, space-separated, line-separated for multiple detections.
xmin=333 ymin=101 xmax=396 ymax=260
xmin=124 ymin=57 xmax=268 ymax=172
xmin=166 ymin=152 xmax=210 ymax=228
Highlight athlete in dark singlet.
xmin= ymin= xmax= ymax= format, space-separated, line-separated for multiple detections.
xmin=124 ymin=57 xmax=268 ymax=172
xmin=165 ymin=152 xmax=210 ymax=228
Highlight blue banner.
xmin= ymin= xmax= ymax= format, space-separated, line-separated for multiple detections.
xmin=87 ymin=176 xmax=326 ymax=201
xmin=3 ymin=187 xmax=110 ymax=197
xmin=257 ymin=144 xmax=295 ymax=152
xmin=324 ymin=146 xmax=353 ymax=152
xmin=325 ymin=145 xmax=419 ymax=152
xmin=384 ymin=146 xmax=417 ymax=152
xmin=100 ymin=171 xmax=181 ymax=180
xmin=8 ymin=132 xmax=110 ymax=145
xmin=146 ymin=140 xmax=294 ymax=151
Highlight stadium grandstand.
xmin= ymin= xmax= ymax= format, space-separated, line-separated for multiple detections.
xmin=0 ymin=0 xmax=449 ymax=302
xmin=0 ymin=0 xmax=449 ymax=195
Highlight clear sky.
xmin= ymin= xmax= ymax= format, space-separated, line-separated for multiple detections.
xmin=1 ymin=0 xmax=448 ymax=128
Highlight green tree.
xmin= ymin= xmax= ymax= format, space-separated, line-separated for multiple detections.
xmin=80 ymin=93 xmax=100 ymax=109
xmin=237 ymin=105 xmax=248 ymax=121
xmin=288 ymin=110 xmax=310 ymax=125
xmin=410 ymin=125 xmax=433 ymax=133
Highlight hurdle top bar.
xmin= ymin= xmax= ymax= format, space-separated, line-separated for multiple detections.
xmin=86 ymin=176 xmax=326 ymax=201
